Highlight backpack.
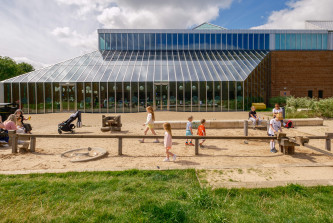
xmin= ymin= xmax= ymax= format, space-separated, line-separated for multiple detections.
xmin=285 ymin=120 xmax=294 ymax=128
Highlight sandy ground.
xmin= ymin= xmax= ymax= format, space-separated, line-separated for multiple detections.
xmin=0 ymin=111 xmax=333 ymax=187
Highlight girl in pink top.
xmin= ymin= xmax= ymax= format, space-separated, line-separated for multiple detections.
xmin=3 ymin=114 xmax=25 ymax=133
xmin=163 ymin=122 xmax=176 ymax=162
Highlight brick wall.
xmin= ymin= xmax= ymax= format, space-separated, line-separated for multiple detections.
xmin=270 ymin=51 xmax=333 ymax=98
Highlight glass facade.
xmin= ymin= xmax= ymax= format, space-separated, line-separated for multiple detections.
xmin=1 ymin=28 xmax=330 ymax=113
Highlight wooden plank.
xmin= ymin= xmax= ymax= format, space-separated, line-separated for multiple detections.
xmin=118 ymin=137 xmax=122 ymax=155
xmin=244 ymin=120 xmax=248 ymax=136
xmin=30 ymin=137 xmax=36 ymax=152
xmin=195 ymin=138 xmax=199 ymax=155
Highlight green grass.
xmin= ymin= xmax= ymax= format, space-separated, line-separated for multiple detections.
xmin=1 ymin=170 xmax=333 ymax=222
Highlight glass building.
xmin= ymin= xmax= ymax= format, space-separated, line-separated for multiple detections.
xmin=1 ymin=22 xmax=332 ymax=113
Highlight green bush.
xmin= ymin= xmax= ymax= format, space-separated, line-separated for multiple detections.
xmin=285 ymin=97 xmax=333 ymax=118
xmin=269 ymin=96 xmax=287 ymax=107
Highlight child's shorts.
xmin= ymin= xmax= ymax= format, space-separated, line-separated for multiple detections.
xmin=147 ymin=124 xmax=154 ymax=129
xmin=186 ymin=130 xmax=192 ymax=136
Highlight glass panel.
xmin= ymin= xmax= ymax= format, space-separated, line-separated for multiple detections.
xmin=222 ymin=82 xmax=228 ymax=110
xmin=296 ymin=34 xmax=301 ymax=50
xmin=111 ymin=33 xmax=116 ymax=50
xmin=28 ymin=83 xmax=36 ymax=114
xmin=12 ymin=83 xmax=19 ymax=108
xmin=139 ymin=82 xmax=146 ymax=112
xmin=107 ymin=83 xmax=115 ymax=113
xmin=211 ymin=33 xmax=216 ymax=50
xmin=194 ymin=34 xmax=199 ymax=49
xmin=207 ymin=81 xmax=214 ymax=112
xmin=249 ymin=34 xmax=254 ymax=50
xmin=178 ymin=33 xmax=184 ymax=50
xmin=214 ymin=82 xmax=221 ymax=111
xmin=177 ymin=82 xmax=184 ymax=111
xmin=302 ymin=33 xmax=307 ymax=49
xmin=124 ymin=82 xmax=131 ymax=112
xmin=205 ymin=33 xmax=211 ymax=50
xmin=172 ymin=33 xmax=177 ymax=50
xmin=229 ymin=81 xmax=236 ymax=111
xmin=20 ymin=83 xmax=28 ymax=113
xmin=280 ymin=33 xmax=286 ymax=50
xmin=185 ymin=81 xmax=191 ymax=111
xmin=85 ymin=83 xmax=92 ymax=111
xmin=68 ymin=85 xmax=75 ymax=111
xmin=122 ymin=33 xmax=128 ymax=50
xmin=199 ymin=81 xmax=206 ymax=111
xmin=116 ymin=83 xmax=123 ymax=113
xmin=161 ymin=33 xmax=167 ymax=50
xmin=189 ymin=33 xmax=194 ymax=50
xmin=317 ymin=34 xmax=322 ymax=50
xmin=99 ymin=33 xmax=105 ymax=50
xmin=150 ymin=33 xmax=156 ymax=50
xmin=147 ymin=82 xmax=153 ymax=107
xmin=259 ymin=34 xmax=265 ymax=50
xmin=128 ymin=33 xmax=133 ymax=50
xmin=166 ymin=33 xmax=172 ymax=50
xmin=265 ymin=34 xmax=269 ymax=50
xmin=192 ymin=82 xmax=199 ymax=112
xmin=254 ymin=34 xmax=259 ymax=49
xmin=53 ymin=83 xmax=60 ymax=112
xmin=92 ymin=83 xmax=99 ymax=112
xmin=232 ymin=33 xmax=237 ymax=49
xmin=216 ymin=33 xmax=222 ymax=50
xmin=138 ymin=33 xmax=144 ymax=50
xmin=183 ymin=33 xmax=189 ymax=50
xmin=306 ymin=34 xmax=311 ymax=49
xmin=130 ymin=82 xmax=138 ymax=112
xmin=237 ymin=82 xmax=243 ymax=110
xmin=238 ymin=33 xmax=243 ymax=49
xmin=156 ymin=33 xmax=161 ymax=50
xmin=100 ymin=82 xmax=107 ymax=112
xmin=200 ymin=33 xmax=205 ymax=50
xmin=286 ymin=34 xmax=293 ymax=49
xmin=4 ymin=83 xmax=10 ymax=104
xmin=323 ymin=34 xmax=327 ymax=49
xmin=37 ymin=83 xmax=44 ymax=113
xmin=311 ymin=34 xmax=317 ymax=50
xmin=76 ymin=83 xmax=84 ymax=111
xmin=133 ymin=33 xmax=138 ymax=50
xmin=116 ymin=33 xmax=122 ymax=50
xmin=227 ymin=34 xmax=232 ymax=49
xmin=162 ymin=84 xmax=168 ymax=111
xmin=169 ymin=82 xmax=176 ymax=111
xmin=222 ymin=33 xmax=226 ymax=49
xmin=105 ymin=34 xmax=110 ymax=50
xmin=155 ymin=84 xmax=161 ymax=111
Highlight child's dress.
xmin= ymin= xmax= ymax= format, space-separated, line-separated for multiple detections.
xmin=164 ymin=132 xmax=172 ymax=148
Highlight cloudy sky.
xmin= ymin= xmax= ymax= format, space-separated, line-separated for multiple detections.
xmin=0 ymin=0 xmax=332 ymax=69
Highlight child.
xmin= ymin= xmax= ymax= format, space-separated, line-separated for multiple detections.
xmin=197 ymin=119 xmax=206 ymax=148
xmin=185 ymin=116 xmax=194 ymax=146
xmin=14 ymin=109 xmax=32 ymax=134
xmin=249 ymin=106 xmax=262 ymax=129
xmin=163 ymin=122 xmax=176 ymax=162
xmin=140 ymin=106 xmax=159 ymax=143
xmin=268 ymin=116 xmax=282 ymax=153
xmin=3 ymin=114 xmax=24 ymax=134
xmin=272 ymin=103 xmax=283 ymax=126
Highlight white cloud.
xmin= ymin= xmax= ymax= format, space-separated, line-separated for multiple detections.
xmin=13 ymin=57 xmax=50 ymax=70
xmin=253 ymin=0 xmax=333 ymax=29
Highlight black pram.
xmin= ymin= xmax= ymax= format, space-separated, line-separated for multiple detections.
xmin=58 ymin=111 xmax=82 ymax=134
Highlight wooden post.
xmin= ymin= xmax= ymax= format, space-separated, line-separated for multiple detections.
xmin=30 ymin=137 xmax=36 ymax=152
xmin=102 ymin=115 xmax=105 ymax=127
xmin=118 ymin=137 xmax=123 ymax=155
xmin=325 ymin=133 xmax=333 ymax=151
xmin=195 ymin=138 xmax=199 ymax=155
xmin=8 ymin=130 xmax=18 ymax=153
xmin=267 ymin=118 xmax=270 ymax=135
xmin=244 ymin=120 xmax=248 ymax=136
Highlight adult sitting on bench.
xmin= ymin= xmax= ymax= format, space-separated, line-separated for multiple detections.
xmin=249 ymin=106 xmax=262 ymax=129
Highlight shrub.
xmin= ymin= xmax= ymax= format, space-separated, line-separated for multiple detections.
xmin=285 ymin=97 xmax=333 ymax=118
xmin=269 ymin=96 xmax=288 ymax=107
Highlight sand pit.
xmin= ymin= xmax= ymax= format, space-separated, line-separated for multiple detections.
xmin=0 ymin=112 xmax=333 ymax=178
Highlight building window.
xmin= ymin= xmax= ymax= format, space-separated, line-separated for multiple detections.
xmin=318 ymin=90 xmax=323 ymax=98
xmin=308 ymin=90 xmax=313 ymax=98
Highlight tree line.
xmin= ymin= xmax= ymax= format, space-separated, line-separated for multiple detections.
xmin=0 ymin=56 xmax=34 ymax=81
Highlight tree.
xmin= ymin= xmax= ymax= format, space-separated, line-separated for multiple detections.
xmin=0 ymin=56 xmax=34 ymax=81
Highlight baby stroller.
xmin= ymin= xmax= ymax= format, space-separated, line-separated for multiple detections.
xmin=58 ymin=111 xmax=82 ymax=134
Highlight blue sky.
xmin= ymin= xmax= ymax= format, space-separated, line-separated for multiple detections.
xmin=213 ymin=0 xmax=289 ymax=29
xmin=0 ymin=0 xmax=332 ymax=68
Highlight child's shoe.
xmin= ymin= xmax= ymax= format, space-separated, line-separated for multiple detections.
xmin=185 ymin=142 xmax=189 ymax=146
xmin=172 ymin=154 xmax=177 ymax=161
xmin=199 ymin=143 xmax=204 ymax=148
xmin=163 ymin=158 xmax=170 ymax=162
xmin=189 ymin=142 xmax=195 ymax=146
xmin=270 ymin=148 xmax=277 ymax=153
xmin=153 ymin=140 xmax=159 ymax=143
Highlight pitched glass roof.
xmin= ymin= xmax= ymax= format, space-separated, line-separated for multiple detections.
xmin=306 ymin=20 xmax=333 ymax=31
xmin=3 ymin=50 xmax=269 ymax=83
xmin=192 ymin=22 xmax=227 ymax=30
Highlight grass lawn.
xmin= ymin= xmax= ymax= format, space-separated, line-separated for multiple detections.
xmin=1 ymin=169 xmax=333 ymax=222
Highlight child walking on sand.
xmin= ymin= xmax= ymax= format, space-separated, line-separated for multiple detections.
xmin=140 ymin=106 xmax=159 ymax=143
xmin=185 ymin=116 xmax=194 ymax=146
xmin=268 ymin=116 xmax=282 ymax=153
xmin=163 ymin=122 xmax=176 ymax=162
xmin=197 ymin=119 xmax=206 ymax=148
